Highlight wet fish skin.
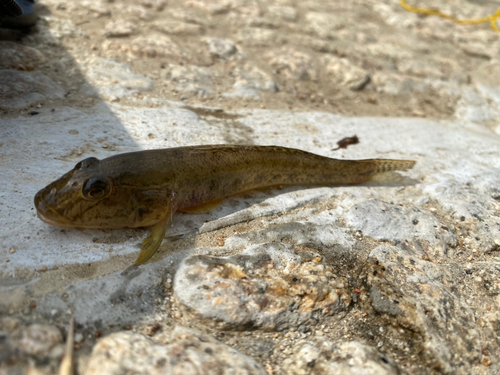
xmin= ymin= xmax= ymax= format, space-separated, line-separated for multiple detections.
xmin=34 ymin=145 xmax=416 ymax=265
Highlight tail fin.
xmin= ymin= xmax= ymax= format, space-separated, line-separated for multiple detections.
xmin=369 ymin=159 xmax=416 ymax=174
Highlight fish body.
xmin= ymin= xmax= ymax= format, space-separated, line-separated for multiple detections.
xmin=35 ymin=145 xmax=415 ymax=265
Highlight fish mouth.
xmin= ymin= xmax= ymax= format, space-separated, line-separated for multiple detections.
xmin=34 ymin=190 xmax=73 ymax=227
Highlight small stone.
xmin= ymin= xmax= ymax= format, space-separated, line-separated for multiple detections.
xmin=265 ymin=47 xmax=316 ymax=81
xmin=202 ymin=37 xmax=237 ymax=59
xmin=163 ymin=63 xmax=213 ymax=97
xmin=282 ymin=339 xmax=400 ymax=374
xmin=16 ymin=324 xmax=63 ymax=356
xmin=323 ymin=55 xmax=370 ymax=91
xmin=104 ymin=21 xmax=136 ymax=38
xmin=185 ymin=0 xmax=231 ymax=15
xmin=236 ymin=28 xmax=285 ymax=47
xmin=305 ymin=12 xmax=344 ymax=39
xmin=125 ymin=5 xmax=152 ymax=20
xmin=174 ymin=243 xmax=345 ymax=331
xmin=81 ymin=0 xmax=111 ymax=16
xmin=84 ymin=327 xmax=266 ymax=374
xmin=268 ymin=5 xmax=297 ymax=22
xmin=481 ymin=356 xmax=492 ymax=366
xmin=224 ymin=64 xmax=277 ymax=99
xmin=153 ymin=20 xmax=203 ymax=35
xmin=372 ymin=72 xmax=430 ymax=95
xmin=39 ymin=265 xmax=47 ymax=272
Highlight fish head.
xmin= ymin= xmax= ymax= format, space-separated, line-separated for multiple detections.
xmin=34 ymin=156 xmax=169 ymax=229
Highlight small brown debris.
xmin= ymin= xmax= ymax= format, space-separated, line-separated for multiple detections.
xmin=332 ymin=135 xmax=359 ymax=150
xmin=145 ymin=322 xmax=162 ymax=336
xmin=481 ymin=356 xmax=492 ymax=366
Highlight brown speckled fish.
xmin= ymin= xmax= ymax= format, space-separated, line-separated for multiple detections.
xmin=34 ymin=145 xmax=415 ymax=265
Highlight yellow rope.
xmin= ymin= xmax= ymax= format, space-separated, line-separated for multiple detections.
xmin=400 ymin=0 xmax=500 ymax=32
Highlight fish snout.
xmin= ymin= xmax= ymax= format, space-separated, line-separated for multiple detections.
xmin=34 ymin=187 xmax=70 ymax=226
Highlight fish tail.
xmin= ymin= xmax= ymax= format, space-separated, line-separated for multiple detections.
xmin=367 ymin=159 xmax=416 ymax=174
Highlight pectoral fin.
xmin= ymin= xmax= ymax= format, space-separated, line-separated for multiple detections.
xmin=178 ymin=199 xmax=223 ymax=214
xmin=134 ymin=200 xmax=175 ymax=266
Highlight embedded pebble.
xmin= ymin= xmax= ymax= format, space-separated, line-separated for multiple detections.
xmin=282 ymin=339 xmax=400 ymax=374
xmin=0 ymin=70 xmax=65 ymax=109
xmin=84 ymin=326 xmax=266 ymax=375
xmin=174 ymin=243 xmax=348 ymax=331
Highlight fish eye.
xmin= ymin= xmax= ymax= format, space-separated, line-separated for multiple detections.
xmin=82 ymin=177 xmax=111 ymax=200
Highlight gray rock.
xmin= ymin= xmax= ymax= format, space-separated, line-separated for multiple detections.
xmin=424 ymin=180 xmax=500 ymax=253
xmin=323 ymin=55 xmax=370 ymax=90
xmin=175 ymin=243 xmax=349 ymax=330
xmin=224 ymin=211 xmax=355 ymax=250
xmin=0 ymin=70 xmax=65 ymax=109
xmin=102 ymin=34 xmax=183 ymax=58
xmin=282 ymin=339 xmax=401 ymax=375
xmin=365 ymin=245 xmax=482 ymax=374
xmin=0 ymin=42 xmax=46 ymax=70
xmin=163 ymin=64 xmax=213 ymax=97
xmin=265 ymin=47 xmax=317 ymax=81
xmin=203 ymin=37 xmax=238 ymax=59
xmin=84 ymin=326 xmax=266 ymax=375
xmin=104 ymin=20 xmax=137 ymax=38
xmin=346 ymin=199 xmax=457 ymax=257
xmin=305 ymin=12 xmax=344 ymax=39
xmin=83 ymin=57 xmax=153 ymax=101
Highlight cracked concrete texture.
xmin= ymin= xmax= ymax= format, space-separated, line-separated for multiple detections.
xmin=1 ymin=0 xmax=500 ymax=374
